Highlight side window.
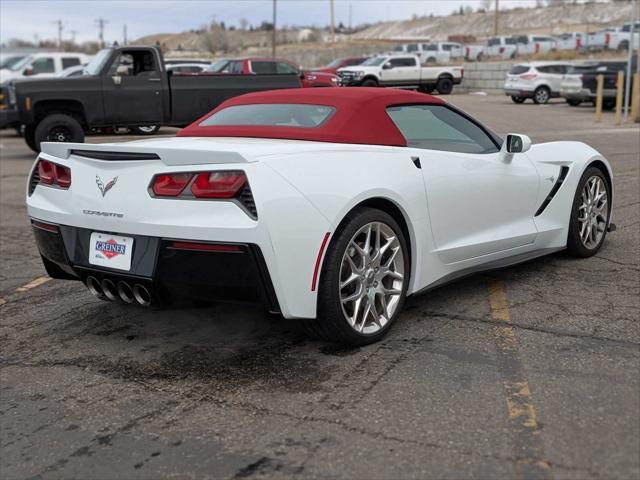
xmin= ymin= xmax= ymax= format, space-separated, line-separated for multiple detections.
xmin=276 ymin=62 xmax=299 ymax=74
xmin=536 ymin=66 xmax=552 ymax=74
xmin=346 ymin=58 xmax=362 ymax=66
xmin=62 ymin=57 xmax=81 ymax=69
xmin=386 ymin=105 xmax=499 ymax=154
xmin=251 ymin=61 xmax=277 ymax=74
xmin=390 ymin=57 xmax=416 ymax=67
xmin=109 ymin=51 xmax=158 ymax=76
xmin=31 ymin=57 xmax=55 ymax=74
xmin=426 ymin=44 xmax=438 ymax=51
xmin=442 ymin=44 xmax=452 ymax=51
xmin=230 ymin=61 xmax=243 ymax=74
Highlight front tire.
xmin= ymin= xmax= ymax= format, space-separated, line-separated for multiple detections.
xmin=566 ymin=98 xmax=582 ymax=106
xmin=361 ymin=78 xmax=378 ymax=87
xmin=306 ymin=207 xmax=410 ymax=346
xmin=34 ymin=113 xmax=84 ymax=152
xmin=566 ymin=166 xmax=611 ymax=258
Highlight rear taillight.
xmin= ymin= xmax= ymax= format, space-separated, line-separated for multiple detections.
xmin=151 ymin=170 xmax=247 ymax=199
xmin=519 ymin=73 xmax=538 ymax=81
xmin=152 ymin=173 xmax=193 ymax=197
xmin=460 ymin=67 xmax=464 ymax=77
xmin=535 ymin=42 xmax=540 ymax=54
xmin=499 ymin=47 xmax=505 ymax=54
xmin=605 ymin=33 xmax=611 ymax=46
xmin=576 ymin=37 xmax=582 ymax=49
xmin=36 ymin=159 xmax=71 ymax=189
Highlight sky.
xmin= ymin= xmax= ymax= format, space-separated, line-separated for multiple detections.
xmin=0 ymin=0 xmax=539 ymax=45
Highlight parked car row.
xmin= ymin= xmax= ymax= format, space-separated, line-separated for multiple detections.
xmin=504 ymin=56 xmax=638 ymax=109
xmin=392 ymin=21 xmax=639 ymax=63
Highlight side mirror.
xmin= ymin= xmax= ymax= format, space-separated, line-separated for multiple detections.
xmin=382 ymin=63 xmax=393 ymax=70
xmin=23 ymin=67 xmax=34 ymax=76
xmin=500 ymin=133 xmax=531 ymax=161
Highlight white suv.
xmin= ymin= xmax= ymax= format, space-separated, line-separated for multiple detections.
xmin=0 ymin=52 xmax=91 ymax=83
xmin=503 ymin=62 xmax=572 ymax=104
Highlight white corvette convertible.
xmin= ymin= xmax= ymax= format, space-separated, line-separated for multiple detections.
xmin=27 ymin=88 xmax=614 ymax=345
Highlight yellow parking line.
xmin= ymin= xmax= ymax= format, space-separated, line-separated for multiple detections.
xmin=0 ymin=275 xmax=53 ymax=307
xmin=15 ymin=276 xmax=51 ymax=292
xmin=489 ymin=279 xmax=553 ymax=479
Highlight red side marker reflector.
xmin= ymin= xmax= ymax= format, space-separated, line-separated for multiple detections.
xmin=31 ymin=219 xmax=59 ymax=233
xmin=170 ymin=241 xmax=241 ymax=252
xmin=311 ymin=232 xmax=331 ymax=292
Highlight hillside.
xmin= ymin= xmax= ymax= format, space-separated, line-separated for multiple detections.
xmin=352 ymin=2 xmax=635 ymax=41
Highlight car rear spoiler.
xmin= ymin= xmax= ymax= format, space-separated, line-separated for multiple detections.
xmin=40 ymin=142 xmax=249 ymax=166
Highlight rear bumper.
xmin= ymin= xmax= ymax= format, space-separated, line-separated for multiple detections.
xmin=31 ymin=219 xmax=280 ymax=312
xmin=504 ymin=88 xmax=534 ymax=98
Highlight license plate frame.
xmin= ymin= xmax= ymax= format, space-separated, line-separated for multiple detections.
xmin=88 ymin=232 xmax=134 ymax=271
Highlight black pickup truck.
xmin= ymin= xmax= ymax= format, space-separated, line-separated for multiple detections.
xmin=0 ymin=46 xmax=302 ymax=152
xmin=580 ymin=56 xmax=637 ymax=110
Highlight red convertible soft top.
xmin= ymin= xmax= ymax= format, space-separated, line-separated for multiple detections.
xmin=177 ymin=88 xmax=445 ymax=146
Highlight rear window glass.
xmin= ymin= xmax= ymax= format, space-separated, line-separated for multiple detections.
xmin=200 ymin=104 xmax=335 ymax=128
xmin=509 ymin=65 xmax=530 ymax=75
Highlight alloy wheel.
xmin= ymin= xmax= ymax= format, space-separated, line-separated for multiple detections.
xmin=535 ymin=88 xmax=549 ymax=104
xmin=578 ymin=175 xmax=608 ymax=250
xmin=339 ymin=222 xmax=405 ymax=334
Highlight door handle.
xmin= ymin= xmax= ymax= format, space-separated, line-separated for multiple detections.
xmin=148 ymin=78 xmax=161 ymax=82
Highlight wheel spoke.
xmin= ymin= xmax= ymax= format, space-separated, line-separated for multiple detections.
xmin=340 ymin=273 xmax=360 ymax=290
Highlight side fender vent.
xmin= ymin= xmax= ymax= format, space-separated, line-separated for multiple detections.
xmin=238 ymin=183 xmax=257 ymax=219
xmin=535 ymin=166 xmax=570 ymax=217
xmin=28 ymin=166 xmax=40 ymax=196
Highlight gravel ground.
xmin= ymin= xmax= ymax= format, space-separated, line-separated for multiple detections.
xmin=1 ymin=95 xmax=638 ymax=480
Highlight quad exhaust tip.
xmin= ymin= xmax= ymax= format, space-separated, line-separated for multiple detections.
xmin=86 ymin=276 xmax=104 ymax=299
xmin=117 ymin=281 xmax=135 ymax=304
xmin=101 ymin=279 xmax=118 ymax=302
xmin=86 ymin=276 xmax=151 ymax=306
xmin=133 ymin=284 xmax=151 ymax=307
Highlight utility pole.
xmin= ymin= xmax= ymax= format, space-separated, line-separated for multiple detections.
xmin=70 ymin=30 xmax=77 ymax=44
xmin=123 ymin=24 xmax=128 ymax=45
xmin=494 ymin=0 xmax=500 ymax=36
xmin=271 ymin=0 xmax=277 ymax=57
xmin=348 ymin=3 xmax=352 ymax=30
xmin=330 ymin=0 xmax=335 ymax=42
xmin=623 ymin=0 xmax=637 ymax=121
xmin=95 ymin=17 xmax=107 ymax=48
xmin=53 ymin=20 xmax=63 ymax=49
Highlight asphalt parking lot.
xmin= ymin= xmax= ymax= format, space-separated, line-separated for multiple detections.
xmin=1 ymin=95 xmax=638 ymax=480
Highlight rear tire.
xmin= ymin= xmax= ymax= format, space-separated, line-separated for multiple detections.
xmin=304 ymin=207 xmax=410 ymax=346
xmin=131 ymin=125 xmax=160 ymax=135
xmin=436 ymin=76 xmax=454 ymax=95
xmin=566 ymin=166 xmax=610 ymax=258
xmin=533 ymin=86 xmax=550 ymax=104
xmin=34 ymin=113 xmax=84 ymax=152
xmin=511 ymin=96 xmax=526 ymax=104
xmin=566 ymin=98 xmax=582 ymax=106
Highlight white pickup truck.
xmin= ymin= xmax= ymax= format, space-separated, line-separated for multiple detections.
xmin=485 ymin=36 xmax=518 ymax=59
xmin=514 ymin=35 xmax=557 ymax=56
xmin=587 ymin=22 xmax=640 ymax=51
xmin=337 ymin=54 xmax=464 ymax=94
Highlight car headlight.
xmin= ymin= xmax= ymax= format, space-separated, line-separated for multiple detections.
xmin=331 ymin=77 xmax=338 ymax=83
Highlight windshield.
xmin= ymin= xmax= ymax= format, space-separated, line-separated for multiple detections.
xmin=200 ymin=104 xmax=335 ymax=128
xmin=84 ymin=49 xmax=113 ymax=75
xmin=206 ymin=59 xmax=228 ymax=72
xmin=361 ymin=57 xmax=386 ymax=66
xmin=0 ymin=55 xmax=26 ymax=70
xmin=326 ymin=59 xmax=342 ymax=68
xmin=9 ymin=55 xmax=35 ymax=71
